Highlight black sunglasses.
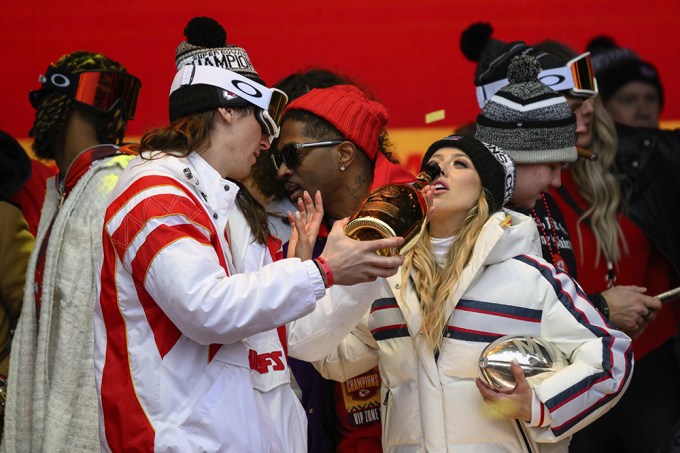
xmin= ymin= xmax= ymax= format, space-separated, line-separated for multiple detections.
xmin=271 ymin=140 xmax=344 ymax=171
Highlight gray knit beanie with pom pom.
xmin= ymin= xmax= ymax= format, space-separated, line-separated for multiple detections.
xmin=475 ymin=54 xmax=577 ymax=164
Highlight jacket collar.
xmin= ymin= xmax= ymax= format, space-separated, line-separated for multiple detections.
xmin=182 ymin=152 xmax=240 ymax=214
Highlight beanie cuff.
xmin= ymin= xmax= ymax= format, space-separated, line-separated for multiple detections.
xmin=284 ymin=85 xmax=389 ymax=161
xmin=169 ymin=85 xmax=250 ymax=122
xmin=503 ymin=146 xmax=577 ymax=164
xmin=476 ymin=123 xmax=578 ymax=164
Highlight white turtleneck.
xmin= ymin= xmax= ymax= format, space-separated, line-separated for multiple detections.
xmin=430 ymin=235 xmax=455 ymax=267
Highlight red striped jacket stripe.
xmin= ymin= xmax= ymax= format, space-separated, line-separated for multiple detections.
xmin=99 ymin=234 xmax=155 ymax=451
xmin=99 ymin=174 xmax=235 ymax=450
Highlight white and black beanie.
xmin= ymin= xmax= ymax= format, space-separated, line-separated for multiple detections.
xmin=421 ymin=135 xmax=515 ymax=213
xmin=475 ymin=55 xmax=577 ymax=165
xmin=169 ymin=16 xmax=265 ymax=122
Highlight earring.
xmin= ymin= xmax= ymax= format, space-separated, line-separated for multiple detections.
xmin=340 ymin=165 xmax=346 ymax=171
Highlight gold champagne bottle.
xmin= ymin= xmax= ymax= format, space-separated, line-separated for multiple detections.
xmin=344 ymin=162 xmax=441 ymax=256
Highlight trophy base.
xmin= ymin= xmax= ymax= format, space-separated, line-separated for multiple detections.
xmin=345 ymin=216 xmax=424 ymax=257
xmin=344 ymin=217 xmax=399 ymax=256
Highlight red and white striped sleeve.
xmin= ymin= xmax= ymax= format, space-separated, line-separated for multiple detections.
xmin=102 ymin=175 xmax=319 ymax=345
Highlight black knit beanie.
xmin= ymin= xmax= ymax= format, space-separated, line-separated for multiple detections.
xmin=460 ymin=23 xmax=565 ymax=89
xmin=587 ymin=36 xmax=664 ymax=109
xmin=421 ymin=135 xmax=515 ymax=213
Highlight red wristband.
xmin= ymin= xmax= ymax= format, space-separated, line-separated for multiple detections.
xmin=311 ymin=259 xmax=328 ymax=288
xmin=313 ymin=257 xmax=334 ymax=288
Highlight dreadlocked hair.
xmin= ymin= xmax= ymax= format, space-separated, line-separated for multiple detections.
xmin=401 ymin=191 xmax=491 ymax=353
xmin=139 ymin=107 xmax=271 ymax=245
xmin=30 ymin=51 xmax=128 ymax=159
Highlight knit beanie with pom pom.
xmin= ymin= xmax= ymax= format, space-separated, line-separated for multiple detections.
xmin=169 ymin=16 xmax=265 ymax=121
xmin=475 ymin=54 xmax=577 ymax=164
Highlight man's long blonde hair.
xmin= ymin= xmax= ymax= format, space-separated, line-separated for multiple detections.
xmin=400 ymin=191 xmax=491 ymax=352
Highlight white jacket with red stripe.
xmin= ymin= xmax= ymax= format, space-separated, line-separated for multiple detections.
xmin=93 ymin=151 xmax=326 ymax=452
xmin=312 ymin=210 xmax=633 ymax=453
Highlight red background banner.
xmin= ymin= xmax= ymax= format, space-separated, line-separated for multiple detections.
xmin=1 ymin=0 xmax=678 ymax=172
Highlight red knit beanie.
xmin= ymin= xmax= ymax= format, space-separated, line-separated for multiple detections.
xmin=284 ymin=84 xmax=389 ymax=161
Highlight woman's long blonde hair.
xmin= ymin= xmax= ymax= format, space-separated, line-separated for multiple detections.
xmin=533 ymin=40 xmax=626 ymax=266
xmin=400 ymin=191 xmax=491 ymax=352
xmin=571 ymin=97 xmax=626 ymax=265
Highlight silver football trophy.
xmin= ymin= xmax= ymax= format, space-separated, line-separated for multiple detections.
xmin=479 ymin=335 xmax=568 ymax=391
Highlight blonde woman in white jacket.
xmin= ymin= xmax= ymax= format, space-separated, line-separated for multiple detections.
xmin=296 ymin=135 xmax=633 ymax=453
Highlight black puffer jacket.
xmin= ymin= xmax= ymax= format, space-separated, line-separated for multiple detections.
xmin=615 ymin=122 xmax=680 ymax=278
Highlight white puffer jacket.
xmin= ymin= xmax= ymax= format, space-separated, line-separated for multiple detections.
xmin=313 ymin=210 xmax=633 ymax=453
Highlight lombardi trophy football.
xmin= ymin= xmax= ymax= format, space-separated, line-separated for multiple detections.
xmin=478 ymin=335 xmax=568 ymax=391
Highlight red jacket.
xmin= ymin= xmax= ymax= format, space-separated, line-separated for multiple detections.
xmin=551 ymin=170 xmax=677 ymax=359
